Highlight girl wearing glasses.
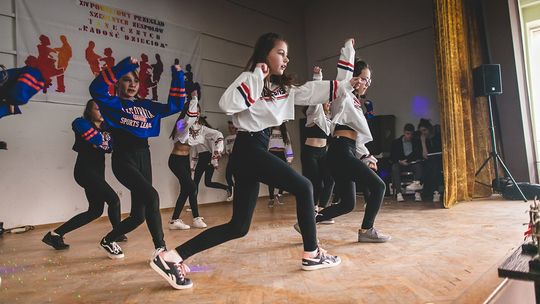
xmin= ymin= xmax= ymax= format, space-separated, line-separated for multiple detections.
xmin=314 ymin=39 xmax=390 ymax=243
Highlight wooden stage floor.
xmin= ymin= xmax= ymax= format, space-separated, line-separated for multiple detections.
xmin=0 ymin=195 xmax=529 ymax=303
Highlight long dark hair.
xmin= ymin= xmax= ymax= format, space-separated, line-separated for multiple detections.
xmin=246 ymin=33 xmax=295 ymax=96
xmin=353 ymin=59 xmax=371 ymax=98
xmin=279 ymin=122 xmax=290 ymax=145
xmin=418 ymin=118 xmax=434 ymax=133
xmin=83 ymin=99 xmax=99 ymax=129
xmin=353 ymin=58 xmax=370 ymax=78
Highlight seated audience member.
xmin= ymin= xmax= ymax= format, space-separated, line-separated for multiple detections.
xmin=390 ymin=123 xmax=423 ymax=202
xmin=418 ymin=118 xmax=443 ymax=202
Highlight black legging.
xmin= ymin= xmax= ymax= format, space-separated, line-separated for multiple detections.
xmin=105 ymin=148 xmax=165 ymax=249
xmin=267 ymin=150 xmax=286 ymax=199
xmin=176 ymin=129 xmax=318 ymax=259
xmin=301 ymin=145 xmax=334 ymax=208
xmin=193 ymin=151 xmax=228 ymax=192
xmin=55 ymin=154 xmax=120 ymax=236
xmin=169 ymin=154 xmax=199 ymax=218
xmin=225 ymin=156 xmax=234 ymax=192
xmin=317 ymin=137 xmax=385 ymax=229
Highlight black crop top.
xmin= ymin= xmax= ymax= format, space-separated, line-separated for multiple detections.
xmin=304 ymin=125 xmax=327 ymax=139
xmin=334 ymin=124 xmax=355 ymax=132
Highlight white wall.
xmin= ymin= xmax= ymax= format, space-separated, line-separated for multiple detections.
xmin=303 ymin=0 xmax=439 ymax=136
xmin=0 ymin=0 xmax=308 ymax=227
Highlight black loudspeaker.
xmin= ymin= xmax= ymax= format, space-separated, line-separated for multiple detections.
xmin=473 ymin=64 xmax=502 ymax=97
xmin=366 ymin=115 xmax=395 ymax=156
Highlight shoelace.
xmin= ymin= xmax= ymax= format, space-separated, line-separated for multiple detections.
xmin=111 ymin=242 xmax=122 ymax=254
xmin=317 ymin=247 xmax=328 ymax=258
xmin=173 ymin=262 xmax=191 ymax=277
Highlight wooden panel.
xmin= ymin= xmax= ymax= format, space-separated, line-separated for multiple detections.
xmin=200 ymin=59 xmax=243 ymax=88
xmin=0 ymin=16 xmax=14 ymax=52
xmin=0 ymin=0 xmax=13 ymax=15
xmin=200 ymin=34 xmax=252 ymax=67
xmin=0 ymin=52 xmax=15 ymax=68
xmin=200 ymin=85 xmax=225 ymax=113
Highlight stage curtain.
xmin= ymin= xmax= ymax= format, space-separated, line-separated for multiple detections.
xmin=433 ymin=0 xmax=493 ymax=208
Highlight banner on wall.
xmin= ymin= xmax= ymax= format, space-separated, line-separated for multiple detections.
xmin=16 ymin=0 xmax=201 ymax=105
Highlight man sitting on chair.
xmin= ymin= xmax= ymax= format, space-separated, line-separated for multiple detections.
xmin=390 ymin=123 xmax=423 ymax=202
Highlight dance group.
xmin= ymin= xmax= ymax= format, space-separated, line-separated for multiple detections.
xmin=2 ymin=33 xmax=392 ymax=290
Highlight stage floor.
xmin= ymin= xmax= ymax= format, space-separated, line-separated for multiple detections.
xmin=0 ymin=195 xmax=528 ymax=303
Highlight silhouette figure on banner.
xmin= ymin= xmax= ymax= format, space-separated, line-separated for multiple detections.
xmin=36 ymin=35 xmax=63 ymax=93
xmin=53 ymin=35 xmax=72 ymax=93
xmin=100 ymin=47 xmax=115 ymax=95
xmin=85 ymin=41 xmax=101 ymax=76
xmin=151 ymin=53 xmax=163 ymax=101
xmin=138 ymin=53 xmax=153 ymax=99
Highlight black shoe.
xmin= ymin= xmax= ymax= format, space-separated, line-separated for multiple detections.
xmin=115 ymin=234 xmax=128 ymax=242
xmin=150 ymin=253 xmax=193 ymax=289
xmin=42 ymin=231 xmax=69 ymax=250
xmin=99 ymin=237 xmax=124 ymax=259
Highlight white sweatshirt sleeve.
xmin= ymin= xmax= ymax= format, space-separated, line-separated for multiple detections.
xmin=175 ymin=97 xmax=199 ymax=142
xmin=356 ymin=142 xmax=377 ymax=164
xmin=219 ymin=67 xmax=265 ymax=115
xmin=204 ymin=127 xmax=225 ymax=167
xmin=290 ymin=79 xmax=351 ymax=106
xmin=336 ymin=40 xmax=355 ymax=82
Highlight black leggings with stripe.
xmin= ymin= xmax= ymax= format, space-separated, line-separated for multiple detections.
xmin=105 ymin=148 xmax=165 ymax=249
xmin=316 ymin=136 xmax=385 ymax=229
xmin=301 ymin=145 xmax=334 ymax=208
xmin=175 ymin=129 xmax=318 ymax=259
xmin=267 ymin=150 xmax=286 ymax=199
xmin=193 ymin=151 xmax=228 ymax=192
xmin=54 ymin=154 xmax=121 ymax=236
xmin=169 ymin=154 xmax=199 ymax=219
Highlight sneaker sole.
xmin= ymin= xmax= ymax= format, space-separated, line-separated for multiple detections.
xmin=192 ymin=225 xmax=207 ymax=229
xmin=358 ymin=236 xmax=392 ymax=243
xmin=42 ymin=238 xmax=69 ymax=250
xmin=301 ymin=258 xmax=341 ymax=271
xmin=149 ymin=260 xmax=193 ymax=290
xmin=319 ymin=221 xmax=335 ymax=225
xmin=98 ymin=245 xmax=125 ymax=259
xmin=169 ymin=226 xmax=191 ymax=230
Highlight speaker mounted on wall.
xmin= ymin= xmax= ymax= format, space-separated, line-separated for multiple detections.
xmin=473 ymin=64 xmax=502 ymax=97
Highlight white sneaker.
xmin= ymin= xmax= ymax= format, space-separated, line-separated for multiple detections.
xmin=319 ymin=219 xmax=335 ymax=225
xmin=433 ymin=191 xmax=441 ymax=203
xmin=192 ymin=217 xmax=207 ymax=228
xmin=169 ymin=219 xmax=190 ymax=230
xmin=405 ymin=181 xmax=423 ymax=191
xmin=396 ymin=193 xmax=405 ymax=202
xmin=414 ymin=192 xmax=422 ymax=202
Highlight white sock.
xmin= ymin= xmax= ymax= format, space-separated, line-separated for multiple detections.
xmin=51 ymin=231 xmax=60 ymax=237
xmin=163 ymin=250 xmax=183 ymax=264
xmin=305 ymin=249 xmax=318 ymax=258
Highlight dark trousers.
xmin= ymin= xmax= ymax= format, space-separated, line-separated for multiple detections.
xmin=317 ymin=137 xmax=386 ymax=229
xmin=301 ymin=145 xmax=334 ymax=208
xmin=55 ymin=154 xmax=120 ymax=236
xmin=422 ymin=155 xmax=443 ymax=198
xmin=105 ymin=148 xmax=165 ymax=249
xmin=267 ymin=150 xmax=286 ymax=199
xmin=225 ymin=156 xmax=234 ymax=191
xmin=176 ymin=129 xmax=318 ymax=259
xmin=391 ymin=162 xmax=423 ymax=194
xmin=193 ymin=151 xmax=228 ymax=191
xmin=169 ymin=154 xmax=199 ymax=219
